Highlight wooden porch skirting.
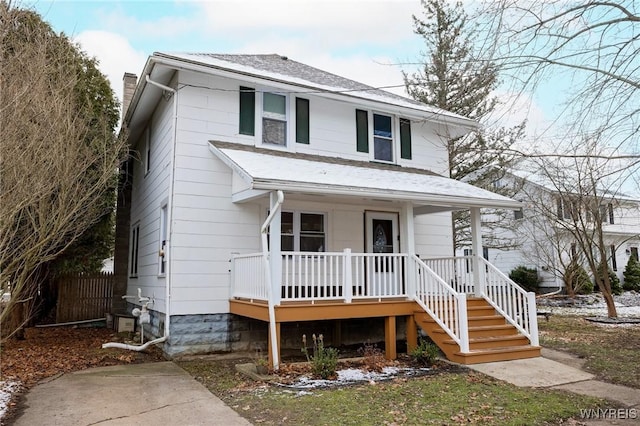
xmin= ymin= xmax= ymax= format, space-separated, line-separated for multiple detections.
xmin=230 ymin=298 xmax=420 ymax=363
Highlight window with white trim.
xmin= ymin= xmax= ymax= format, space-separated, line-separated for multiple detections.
xmin=129 ymin=223 xmax=140 ymax=277
xmin=262 ymin=92 xmax=287 ymax=146
xmin=373 ymin=113 xmax=393 ymax=162
xmin=355 ymin=110 xmax=412 ymax=163
xmin=277 ymin=211 xmax=326 ymax=252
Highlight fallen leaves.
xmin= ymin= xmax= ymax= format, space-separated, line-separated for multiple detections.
xmin=0 ymin=326 xmax=164 ymax=387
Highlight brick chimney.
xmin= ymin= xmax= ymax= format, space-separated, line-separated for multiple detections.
xmin=122 ymin=72 xmax=138 ymax=123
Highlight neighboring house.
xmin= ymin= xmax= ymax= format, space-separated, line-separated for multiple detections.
xmin=479 ymin=171 xmax=640 ymax=291
xmin=115 ymin=52 xmax=540 ymax=366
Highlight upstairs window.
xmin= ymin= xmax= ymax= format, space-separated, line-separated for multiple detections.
xmin=373 ymin=113 xmax=393 ymax=162
xmin=356 ymin=111 xmax=412 ymax=163
xmin=262 ymin=92 xmax=287 ymax=145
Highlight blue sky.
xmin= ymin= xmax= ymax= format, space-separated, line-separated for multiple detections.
xmin=27 ymin=0 xmax=548 ymax=135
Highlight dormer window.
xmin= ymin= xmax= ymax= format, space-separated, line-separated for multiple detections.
xmin=263 ymin=92 xmax=287 ymax=145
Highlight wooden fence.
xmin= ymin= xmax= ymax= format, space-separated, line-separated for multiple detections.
xmin=56 ymin=272 xmax=114 ymax=323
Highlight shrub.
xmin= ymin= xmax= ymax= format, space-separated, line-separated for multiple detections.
xmin=301 ymin=334 xmax=339 ymax=379
xmin=594 ymin=262 xmax=623 ymax=295
xmin=623 ymin=256 xmax=640 ymax=291
xmin=563 ymin=261 xmax=593 ymax=296
xmin=410 ymin=339 xmax=440 ymax=366
xmin=357 ymin=342 xmax=386 ymax=372
xmin=509 ymin=266 xmax=541 ymax=292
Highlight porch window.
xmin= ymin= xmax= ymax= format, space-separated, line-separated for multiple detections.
xmin=277 ymin=211 xmax=325 ymax=252
xmin=610 ymin=245 xmax=617 ymax=271
xmin=263 ymin=92 xmax=287 ymax=145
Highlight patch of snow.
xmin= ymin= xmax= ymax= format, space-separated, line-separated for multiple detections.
xmin=276 ymin=366 xmax=431 ymax=390
xmin=538 ymin=291 xmax=640 ymax=318
xmin=0 ymin=380 xmax=20 ymax=420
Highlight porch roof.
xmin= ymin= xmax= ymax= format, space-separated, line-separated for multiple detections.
xmin=209 ymin=141 xmax=522 ymax=211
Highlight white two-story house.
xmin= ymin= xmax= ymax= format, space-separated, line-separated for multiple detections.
xmin=114 ymin=52 xmax=540 ymax=367
xmin=481 ymin=171 xmax=640 ymax=291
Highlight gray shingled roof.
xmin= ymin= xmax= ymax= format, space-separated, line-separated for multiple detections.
xmin=154 ymin=52 xmax=475 ymax=124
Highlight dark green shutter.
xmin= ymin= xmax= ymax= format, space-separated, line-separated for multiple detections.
xmin=296 ymin=98 xmax=310 ymax=144
xmin=356 ymin=109 xmax=368 ymax=153
xmin=239 ymin=86 xmax=255 ymax=136
xmin=400 ymin=118 xmax=412 ymax=159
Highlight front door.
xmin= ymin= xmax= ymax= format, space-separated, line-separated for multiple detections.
xmin=365 ymin=211 xmax=400 ymax=296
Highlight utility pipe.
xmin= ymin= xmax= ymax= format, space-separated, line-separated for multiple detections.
xmin=261 ymin=190 xmax=284 ymax=370
xmin=36 ymin=318 xmax=106 ymax=328
xmin=102 ymin=336 xmax=168 ymax=352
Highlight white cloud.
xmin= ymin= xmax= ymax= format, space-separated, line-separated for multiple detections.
xmin=74 ymin=30 xmax=148 ymax=107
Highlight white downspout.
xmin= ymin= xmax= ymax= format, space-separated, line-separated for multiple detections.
xmin=261 ymin=190 xmax=284 ymax=370
xmin=146 ymin=74 xmax=177 ymax=342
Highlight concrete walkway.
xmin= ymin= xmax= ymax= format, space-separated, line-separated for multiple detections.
xmin=13 ymin=362 xmax=251 ymax=426
xmin=468 ymin=348 xmax=640 ymax=425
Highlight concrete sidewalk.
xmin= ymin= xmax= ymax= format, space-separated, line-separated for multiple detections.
xmin=468 ymin=348 xmax=640 ymax=425
xmin=13 ymin=362 xmax=251 ymax=426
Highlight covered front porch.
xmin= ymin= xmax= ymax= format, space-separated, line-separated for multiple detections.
xmin=210 ymin=142 xmax=540 ymax=368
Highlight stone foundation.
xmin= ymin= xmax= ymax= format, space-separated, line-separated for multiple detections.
xmin=129 ymin=306 xmax=409 ymax=358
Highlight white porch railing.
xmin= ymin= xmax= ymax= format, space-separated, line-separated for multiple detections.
xmin=423 ymin=256 xmax=475 ymax=294
xmin=479 ymin=257 xmax=539 ymax=346
xmin=410 ymin=255 xmax=469 ymax=352
xmin=230 ymin=251 xmax=538 ymax=350
xmin=230 ymin=253 xmax=269 ymax=301
xmin=281 ymin=251 xmax=408 ymax=302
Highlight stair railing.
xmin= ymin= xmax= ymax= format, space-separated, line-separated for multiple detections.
xmin=478 ymin=257 xmax=539 ymax=346
xmin=410 ymin=255 xmax=469 ymax=353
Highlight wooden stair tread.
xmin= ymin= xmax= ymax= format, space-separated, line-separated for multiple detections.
xmin=443 ymin=334 xmax=529 ymax=345
xmin=458 ymin=345 xmax=541 ymax=355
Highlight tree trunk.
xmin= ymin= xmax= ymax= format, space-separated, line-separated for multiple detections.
xmin=602 ymin=291 xmax=617 ymax=318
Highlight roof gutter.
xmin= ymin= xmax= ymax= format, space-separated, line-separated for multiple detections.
xmin=250 ymin=179 xmax=523 ymax=210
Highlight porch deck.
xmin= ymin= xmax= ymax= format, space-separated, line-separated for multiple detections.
xmin=230 ymin=252 xmax=541 ymax=366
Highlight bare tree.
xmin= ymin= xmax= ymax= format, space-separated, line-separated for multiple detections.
xmin=0 ymin=4 xmax=127 ymax=338
xmin=478 ymin=1 xmax=640 ymax=160
xmin=515 ymin=137 xmax=640 ymax=317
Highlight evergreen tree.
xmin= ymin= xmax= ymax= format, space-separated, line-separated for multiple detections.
xmin=404 ymin=0 xmax=525 ymax=252
xmin=623 ymin=255 xmax=640 ymax=291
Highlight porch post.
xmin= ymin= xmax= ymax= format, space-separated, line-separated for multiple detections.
xmin=270 ymin=192 xmax=282 ymax=305
xmin=470 ymin=207 xmax=484 ymax=297
xmin=343 ymin=248 xmax=353 ymax=303
xmin=402 ymin=202 xmax=416 ymax=299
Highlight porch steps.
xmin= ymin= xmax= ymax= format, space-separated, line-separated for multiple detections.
xmin=414 ymin=297 xmax=541 ymax=365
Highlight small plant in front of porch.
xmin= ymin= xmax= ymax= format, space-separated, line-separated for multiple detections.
xmin=357 ymin=342 xmax=386 ymax=372
xmin=301 ymin=334 xmax=339 ymax=379
xmin=410 ymin=339 xmax=440 ymax=366
xmin=253 ymin=348 xmax=269 ymax=375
